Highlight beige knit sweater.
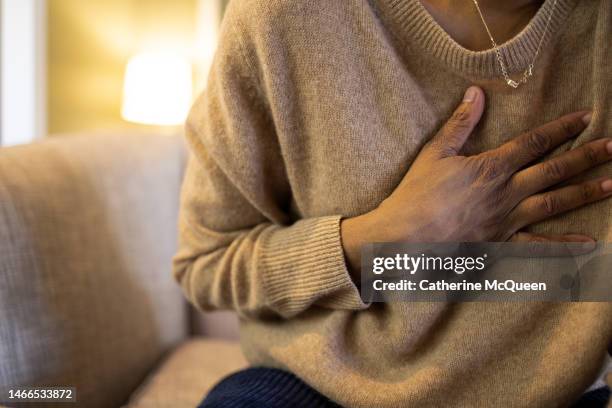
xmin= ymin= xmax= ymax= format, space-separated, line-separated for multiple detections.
xmin=173 ymin=0 xmax=612 ymax=406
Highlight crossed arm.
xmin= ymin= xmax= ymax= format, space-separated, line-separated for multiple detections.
xmin=173 ymin=22 xmax=611 ymax=319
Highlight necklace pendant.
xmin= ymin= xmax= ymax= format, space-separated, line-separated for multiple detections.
xmin=506 ymin=79 xmax=519 ymax=88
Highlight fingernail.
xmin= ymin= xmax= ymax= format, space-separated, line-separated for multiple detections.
xmin=581 ymin=112 xmax=592 ymax=125
xmin=601 ymin=179 xmax=612 ymax=192
xmin=606 ymin=140 xmax=612 ymax=155
xmin=463 ymin=87 xmax=478 ymax=103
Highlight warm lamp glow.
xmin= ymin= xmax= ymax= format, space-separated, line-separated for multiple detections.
xmin=121 ymin=52 xmax=192 ymax=126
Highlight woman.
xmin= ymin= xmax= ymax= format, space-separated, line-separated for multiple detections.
xmin=173 ymin=0 xmax=612 ymax=406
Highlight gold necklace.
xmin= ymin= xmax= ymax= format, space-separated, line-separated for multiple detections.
xmin=471 ymin=0 xmax=558 ymax=88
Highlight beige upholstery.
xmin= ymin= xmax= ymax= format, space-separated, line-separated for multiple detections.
xmin=0 ymin=133 xmax=242 ymax=407
xmin=190 ymin=310 xmax=240 ymax=341
xmin=125 ymin=339 xmax=247 ymax=408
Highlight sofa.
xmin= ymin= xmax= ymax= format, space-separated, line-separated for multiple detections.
xmin=0 ymin=133 xmax=246 ymax=408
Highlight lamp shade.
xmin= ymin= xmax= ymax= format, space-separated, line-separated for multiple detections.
xmin=121 ymin=52 xmax=192 ymax=126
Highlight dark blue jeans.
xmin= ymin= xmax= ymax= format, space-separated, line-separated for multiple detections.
xmin=199 ymin=367 xmax=610 ymax=408
xmin=198 ymin=367 xmax=340 ymax=408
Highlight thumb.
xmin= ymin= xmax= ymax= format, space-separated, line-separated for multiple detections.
xmin=428 ymin=86 xmax=485 ymax=158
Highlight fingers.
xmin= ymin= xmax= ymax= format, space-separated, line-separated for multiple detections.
xmin=486 ymin=233 xmax=594 ymax=264
xmin=511 ymin=177 xmax=612 ymax=229
xmin=426 ymin=86 xmax=485 ymax=158
xmin=510 ymin=232 xmax=594 ymax=244
xmin=492 ymin=110 xmax=591 ymax=173
xmin=512 ymin=138 xmax=612 ymax=196
xmin=507 ymin=232 xmax=596 ymax=257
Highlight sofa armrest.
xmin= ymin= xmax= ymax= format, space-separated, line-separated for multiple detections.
xmin=0 ymin=132 xmax=188 ymax=408
xmin=190 ymin=310 xmax=240 ymax=341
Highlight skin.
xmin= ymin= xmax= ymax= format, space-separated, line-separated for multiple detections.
xmin=341 ymin=0 xmax=612 ymax=281
xmin=341 ymin=86 xmax=612 ymax=281
xmin=420 ymin=0 xmax=545 ymax=51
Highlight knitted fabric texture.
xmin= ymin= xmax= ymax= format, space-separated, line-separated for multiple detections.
xmin=173 ymin=0 xmax=612 ymax=406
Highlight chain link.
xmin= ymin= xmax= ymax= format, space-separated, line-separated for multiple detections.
xmin=472 ymin=0 xmax=558 ymax=88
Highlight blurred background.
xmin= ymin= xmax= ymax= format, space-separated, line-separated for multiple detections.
xmin=0 ymin=0 xmax=227 ymax=146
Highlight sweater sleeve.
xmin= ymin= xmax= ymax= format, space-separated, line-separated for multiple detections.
xmin=172 ymin=5 xmax=367 ymax=319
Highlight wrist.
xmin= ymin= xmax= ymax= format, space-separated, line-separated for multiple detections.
xmin=367 ymin=204 xmax=422 ymax=243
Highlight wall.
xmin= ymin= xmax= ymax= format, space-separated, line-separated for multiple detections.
xmin=47 ymin=0 xmax=202 ymax=134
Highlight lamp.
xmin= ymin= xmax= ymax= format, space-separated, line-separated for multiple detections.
xmin=121 ymin=52 xmax=193 ymax=126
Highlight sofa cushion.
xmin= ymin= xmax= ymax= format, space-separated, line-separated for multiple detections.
xmin=190 ymin=310 xmax=240 ymax=340
xmin=0 ymin=133 xmax=188 ymax=407
xmin=125 ymin=338 xmax=247 ymax=408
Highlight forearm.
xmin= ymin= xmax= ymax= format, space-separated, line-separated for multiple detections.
xmin=174 ymin=213 xmax=368 ymax=319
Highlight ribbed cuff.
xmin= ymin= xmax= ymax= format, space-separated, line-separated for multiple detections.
xmin=259 ymin=215 xmax=368 ymax=318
